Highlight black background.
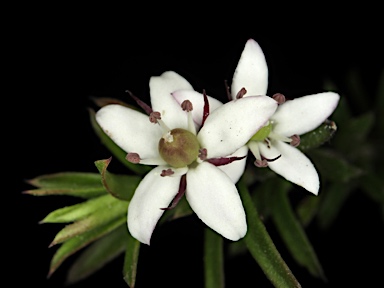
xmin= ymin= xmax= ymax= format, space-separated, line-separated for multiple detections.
xmin=9 ymin=10 xmax=384 ymax=288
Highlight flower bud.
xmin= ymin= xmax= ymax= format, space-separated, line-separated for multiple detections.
xmin=159 ymin=128 xmax=200 ymax=168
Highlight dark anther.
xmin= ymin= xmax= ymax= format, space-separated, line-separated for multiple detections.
xmin=181 ymin=100 xmax=193 ymax=112
xmin=126 ymin=153 xmax=141 ymax=164
xmin=161 ymin=168 xmax=174 ymax=177
xmin=290 ymin=134 xmax=300 ymax=147
xmin=236 ymin=87 xmax=247 ymax=99
xmin=254 ymin=159 xmax=268 ymax=168
xmin=198 ymin=148 xmax=208 ymax=161
xmin=272 ymin=93 xmax=286 ymax=104
xmin=149 ymin=111 xmax=161 ymax=123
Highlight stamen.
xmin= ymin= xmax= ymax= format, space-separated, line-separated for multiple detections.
xmin=125 ymin=90 xmax=153 ymax=115
xmin=162 ymin=131 xmax=174 ymax=143
xmin=201 ymin=89 xmax=210 ymax=127
xmin=290 ymin=134 xmax=300 ymax=147
xmin=181 ymin=100 xmax=193 ymax=112
xmin=149 ymin=111 xmax=161 ymax=123
xmin=198 ymin=148 xmax=208 ymax=161
xmin=161 ymin=168 xmax=174 ymax=177
xmin=236 ymin=87 xmax=247 ymax=99
xmin=272 ymin=93 xmax=286 ymax=104
xmin=208 ymin=155 xmax=246 ymax=166
xmin=161 ymin=174 xmax=187 ymax=210
xmin=254 ymin=159 xmax=268 ymax=168
xmin=126 ymin=153 xmax=141 ymax=164
xmin=181 ymin=100 xmax=196 ymax=135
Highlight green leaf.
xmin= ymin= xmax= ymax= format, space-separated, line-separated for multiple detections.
xmin=49 ymin=196 xmax=128 ymax=246
xmin=238 ymin=179 xmax=301 ymax=288
xmin=66 ymin=224 xmax=128 ymax=285
xmin=89 ymin=108 xmax=151 ymax=176
xmin=24 ymin=172 xmax=106 ymax=198
xmin=308 ymin=149 xmax=363 ymax=183
xmin=48 ymin=216 xmax=126 ymax=277
xmin=296 ymin=196 xmax=321 ymax=227
xmin=360 ymin=174 xmax=384 ymax=205
xmin=297 ymin=121 xmax=337 ymax=152
xmin=270 ymin=180 xmax=326 ymax=280
xmin=317 ymin=182 xmax=352 ymax=230
xmin=41 ymin=194 xmax=120 ymax=223
xmin=333 ymin=112 xmax=375 ymax=155
xmin=95 ymin=158 xmax=141 ymax=201
xmin=123 ymin=231 xmax=141 ymax=288
xmin=204 ymin=228 xmax=224 ymax=288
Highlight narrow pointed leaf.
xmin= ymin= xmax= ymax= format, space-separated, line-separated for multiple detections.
xmin=89 ymin=108 xmax=151 ymax=176
xmin=238 ymin=179 xmax=301 ymax=288
xmin=41 ymin=194 xmax=119 ymax=223
xmin=308 ymin=149 xmax=363 ymax=183
xmin=270 ymin=179 xmax=326 ymax=280
xmin=123 ymin=231 xmax=141 ymax=288
xmin=95 ymin=158 xmax=141 ymax=201
xmin=48 ymin=216 xmax=126 ymax=277
xmin=297 ymin=121 xmax=337 ymax=152
xmin=24 ymin=172 xmax=106 ymax=198
xmin=49 ymin=196 xmax=128 ymax=246
xmin=296 ymin=195 xmax=321 ymax=227
xmin=67 ymin=224 xmax=128 ymax=285
xmin=204 ymin=228 xmax=224 ymax=288
xmin=317 ymin=182 xmax=353 ymax=230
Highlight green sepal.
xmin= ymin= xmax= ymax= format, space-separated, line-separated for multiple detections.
xmin=123 ymin=230 xmax=141 ymax=288
xmin=95 ymin=158 xmax=141 ymax=201
xmin=48 ymin=216 xmax=126 ymax=277
xmin=89 ymin=108 xmax=151 ymax=176
xmin=269 ymin=179 xmax=326 ymax=280
xmin=204 ymin=228 xmax=224 ymax=288
xmin=41 ymin=194 xmax=120 ymax=223
xmin=66 ymin=224 xmax=128 ymax=285
xmin=238 ymin=179 xmax=301 ymax=288
xmin=24 ymin=172 xmax=106 ymax=198
xmin=297 ymin=121 xmax=337 ymax=152
xmin=49 ymin=195 xmax=128 ymax=246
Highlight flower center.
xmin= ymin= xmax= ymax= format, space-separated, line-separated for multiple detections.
xmin=250 ymin=121 xmax=273 ymax=141
xmin=158 ymin=128 xmax=200 ymax=168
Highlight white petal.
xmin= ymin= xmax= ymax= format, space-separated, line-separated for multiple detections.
xmin=217 ymin=145 xmax=249 ymax=183
xmin=172 ymin=90 xmax=223 ymax=127
xmin=186 ymin=161 xmax=247 ymax=240
xmin=96 ymin=104 xmax=162 ymax=159
xmin=149 ymin=71 xmax=193 ymax=130
xmin=272 ymin=92 xmax=340 ymax=136
xmin=259 ymin=141 xmax=319 ymax=194
xmin=198 ymin=96 xmax=278 ymax=158
xmin=231 ymin=39 xmax=268 ymax=99
xmin=127 ymin=166 xmax=183 ymax=245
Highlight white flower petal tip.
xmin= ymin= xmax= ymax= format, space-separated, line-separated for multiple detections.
xmin=259 ymin=141 xmax=320 ymax=195
xmin=231 ymin=38 xmax=268 ymax=99
xmin=198 ymin=96 xmax=278 ymax=158
xmin=272 ymin=92 xmax=341 ymax=136
xmin=95 ymin=104 xmax=162 ymax=159
xmin=149 ymin=71 xmax=194 ymax=130
xmin=186 ymin=162 xmax=247 ymax=241
xmin=127 ymin=166 xmax=182 ymax=245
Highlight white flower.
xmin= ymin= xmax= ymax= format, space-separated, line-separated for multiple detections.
xmin=95 ymin=71 xmax=278 ymax=244
xmin=231 ymin=39 xmax=340 ymax=195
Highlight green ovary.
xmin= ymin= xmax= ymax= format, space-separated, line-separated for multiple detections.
xmin=250 ymin=121 xmax=273 ymax=142
xmin=159 ymin=128 xmax=200 ymax=168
